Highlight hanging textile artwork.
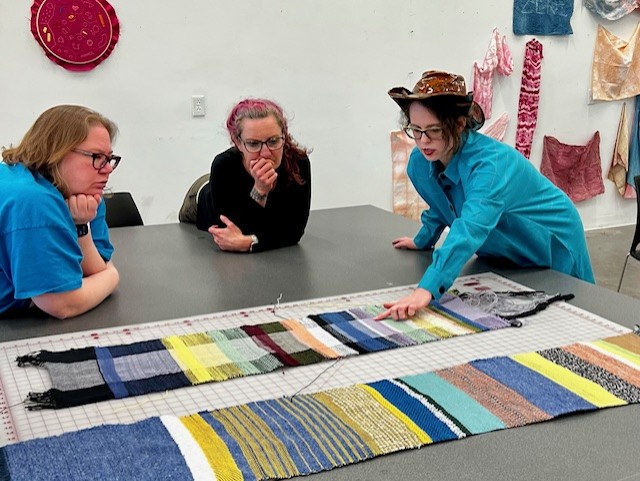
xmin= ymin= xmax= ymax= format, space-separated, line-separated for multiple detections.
xmin=592 ymin=23 xmax=640 ymax=102
xmin=391 ymin=131 xmax=429 ymax=221
xmin=30 ymin=0 xmax=120 ymax=71
xmin=540 ymin=131 xmax=604 ymax=202
xmin=515 ymin=39 xmax=544 ymax=160
xmin=472 ymin=27 xmax=514 ymax=120
xmin=608 ymin=102 xmax=635 ymax=197
xmin=513 ymin=0 xmax=574 ymax=36
xmin=480 ymin=113 xmax=509 ymax=141
xmin=585 ymin=0 xmax=639 ymax=21
xmin=626 ymin=94 xmax=640 ymax=197
xmin=2 ymin=331 xmax=639 ymax=480
xmin=16 ymin=295 xmax=519 ymax=409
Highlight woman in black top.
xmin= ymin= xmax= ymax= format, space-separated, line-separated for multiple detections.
xmin=196 ymin=98 xmax=311 ymax=252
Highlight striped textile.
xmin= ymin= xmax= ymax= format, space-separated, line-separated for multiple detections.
xmin=2 ymin=331 xmax=639 ymax=480
xmin=16 ymin=294 xmax=512 ymax=409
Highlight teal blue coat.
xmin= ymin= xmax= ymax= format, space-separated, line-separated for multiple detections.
xmin=408 ymin=130 xmax=595 ymax=299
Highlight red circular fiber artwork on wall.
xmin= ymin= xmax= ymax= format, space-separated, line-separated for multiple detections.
xmin=30 ymin=0 xmax=120 ymax=72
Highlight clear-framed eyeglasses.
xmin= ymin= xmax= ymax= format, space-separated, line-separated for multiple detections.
xmin=73 ymin=149 xmax=122 ymax=170
xmin=240 ymin=136 xmax=285 ymax=153
xmin=403 ymin=126 xmax=444 ymax=141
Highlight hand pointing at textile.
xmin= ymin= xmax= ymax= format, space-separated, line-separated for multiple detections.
xmin=374 ymin=288 xmax=433 ymax=321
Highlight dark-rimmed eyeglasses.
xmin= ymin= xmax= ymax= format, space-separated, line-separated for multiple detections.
xmin=403 ymin=126 xmax=444 ymax=141
xmin=72 ymin=149 xmax=121 ymax=170
xmin=239 ymin=136 xmax=285 ymax=153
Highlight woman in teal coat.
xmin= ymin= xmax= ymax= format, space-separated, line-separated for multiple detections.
xmin=377 ymin=70 xmax=594 ymax=321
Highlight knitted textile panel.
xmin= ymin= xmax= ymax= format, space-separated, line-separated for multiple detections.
xmin=2 ymin=331 xmax=638 ymax=480
xmin=16 ymin=295 xmax=513 ymax=410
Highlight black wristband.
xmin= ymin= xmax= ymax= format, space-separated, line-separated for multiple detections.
xmin=76 ymin=224 xmax=89 ymax=237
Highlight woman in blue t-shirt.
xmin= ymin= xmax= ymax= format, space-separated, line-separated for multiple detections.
xmin=376 ymin=70 xmax=594 ymax=321
xmin=0 ymin=105 xmax=121 ymax=318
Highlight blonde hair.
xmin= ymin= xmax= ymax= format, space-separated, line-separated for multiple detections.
xmin=2 ymin=105 xmax=118 ymax=194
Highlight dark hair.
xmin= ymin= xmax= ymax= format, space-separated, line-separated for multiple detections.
xmin=401 ymin=96 xmax=484 ymax=155
xmin=226 ymin=98 xmax=310 ymax=185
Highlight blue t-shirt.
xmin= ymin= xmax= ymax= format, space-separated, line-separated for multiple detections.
xmin=0 ymin=163 xmax=113 ymax=313
xmin=408 ymin=130 xmax=595 ymax=299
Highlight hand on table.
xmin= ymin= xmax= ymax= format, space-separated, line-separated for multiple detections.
xmin=391 ymin=237 xmax=417 ymax=250
xmin=208 ymin=215 xmax=252 ymax=252
xmin=374 ymin=288 xmax=433 ymax=321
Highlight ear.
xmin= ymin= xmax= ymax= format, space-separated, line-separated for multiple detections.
xmin=456 ymin=116 xmax=466 ymax=133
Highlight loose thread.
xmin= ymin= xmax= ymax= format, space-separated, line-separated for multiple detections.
xmin=287 ymin=358 xmax=343 ymax=401
xmin=271 ymin=293 xmax=283 ymax=314
xmin=0 ymin=400 xmax=26 ymax=414
xmin=111 ymin=390 xmax=171 ymax=415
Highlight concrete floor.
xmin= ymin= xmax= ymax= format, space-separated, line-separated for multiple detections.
xmin=585 ymin=224 xmax=640 ymax=300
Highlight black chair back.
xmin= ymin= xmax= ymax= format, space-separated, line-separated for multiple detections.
xmin=104 ymin=192 xmax=143 ymax=228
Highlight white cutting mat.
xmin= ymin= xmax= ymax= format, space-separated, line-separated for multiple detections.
xmin=0 ymin=272 xmax=628 ymax=446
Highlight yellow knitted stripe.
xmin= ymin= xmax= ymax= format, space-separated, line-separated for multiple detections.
xmin=162 ymin=335 xmax=215 ymax=384
xmin=313 ymin=391 xmax=384 ymax=456
xmin=312 ymin=392 xmax=383 ymax=456
xmin=180 ymin=414 xmax=242 ymax=481
xmin=511 ymin=352 xmax=627 ymax=408
xmin=162 ymin=333 xmax=242 ymax=383
xmin=590 ymin=339 xmax=640 ymax=367
xmin=359 ymin=385 xmax=432 ymax=444
xmin=187 ymin=342 xmax=244 ymax=380
xmin=411 ymin=310 xmax=468 ymax=338
xmin=211 ymin=405 xmax=298 ymax=479
xmin=315 ymin=386 xmax=423 ymax=454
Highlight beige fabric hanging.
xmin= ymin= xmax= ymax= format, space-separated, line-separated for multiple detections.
xmin=592 ymin=23 xmax=640 ymax=101
xmin=391 ymin=131 xmax=428 ymax=221
xmin=608 ymin=102 xmax=630 ymax=196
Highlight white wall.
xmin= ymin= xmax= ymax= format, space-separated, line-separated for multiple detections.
xmin=1 ymin=0 xmax=637 ymax=229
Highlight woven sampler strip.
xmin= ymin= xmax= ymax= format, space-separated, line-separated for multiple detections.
xmin=2 ymin=331 xmax=639 ymax=480
xmin=16 ymin=296 xmax=511 ymax=409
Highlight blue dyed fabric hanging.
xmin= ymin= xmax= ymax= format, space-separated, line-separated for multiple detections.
xmin=627 ymin=95 xmax=640 ymax=192
xmin=513 ymin=0 xmax=574 ymax=36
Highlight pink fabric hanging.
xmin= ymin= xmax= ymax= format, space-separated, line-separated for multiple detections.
xmin=472 ymin=28 xmax=514 ymax=120
xmin=515 ymin=39 xmax=544 ymax=159
xmin=541 ymin=132 xmax=604 ymax=202
xmin=480 ymin=113 xmax=509 ymax=141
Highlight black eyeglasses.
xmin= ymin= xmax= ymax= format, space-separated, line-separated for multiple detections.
xmin=72 ymin=148 xmax=121 ymax=170
xmin=403 ymin=126 xmax=444 ymax=141
xmin=239 ymin=136 xmax=285 ymax=153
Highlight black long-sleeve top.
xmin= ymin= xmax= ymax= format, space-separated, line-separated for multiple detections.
xmin=196 ymin=147 xmax=311 ymax=252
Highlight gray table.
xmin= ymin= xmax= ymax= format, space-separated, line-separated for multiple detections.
xmin=2 ymin=205 xmax=640 ymax=480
